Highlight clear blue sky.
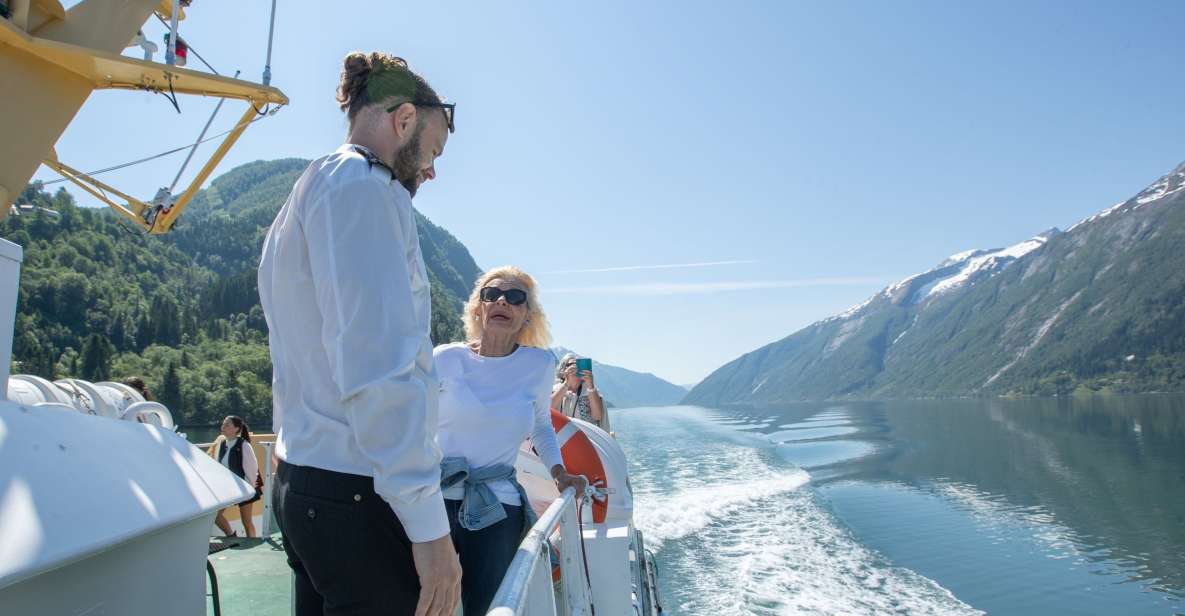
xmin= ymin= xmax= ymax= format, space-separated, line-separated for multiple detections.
xmin=40 ymin=1 xmax=1185 ymax=385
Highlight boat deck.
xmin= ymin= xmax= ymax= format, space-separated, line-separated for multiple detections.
xmin=207 ymin=535 xmax=291 ymax=616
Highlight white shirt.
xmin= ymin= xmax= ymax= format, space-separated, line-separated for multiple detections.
xmin=219 ymin=437 xmax=260 ymax=483
xmin=258 ymin=144 xmax=447 ymax=542
xmin=434 ymin=343 xmax=565 ymax=505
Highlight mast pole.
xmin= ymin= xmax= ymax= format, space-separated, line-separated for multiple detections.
xmin=262 ymin=0 xmax=277 ymax=85
xmin=165 ymin=0 xmax=180 ymax=65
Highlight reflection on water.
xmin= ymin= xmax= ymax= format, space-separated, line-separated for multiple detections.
xmin=619 ymin=396 xmax=1185 ymax=615
xmin=766 ymin=425 xmax=859 ymax=441
xmin=845 ymin=396 xmax=1185 ymax=605
xmin=180 ymin=425 xmax=221 ymax=444
xmin=775 ymin=440 xmax=876 ymax=469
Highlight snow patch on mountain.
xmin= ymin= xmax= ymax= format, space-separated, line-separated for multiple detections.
xmin=1067 ymin=201 xmax=1125 ymax=232
xmin=819 ymin=230 xmax=1057 ymax=332
xmin=891 ymin=316 xmax=919 ymax=347
xmin=912 ymin=233 xmax=1053 ymax=303
xmin=834 ymin=296 xmax=874 ymax=321
xmin=1135 ymin=162 xmax=1185 ymax=207
xmin=882 ymin=273 xmax=920 ymax=299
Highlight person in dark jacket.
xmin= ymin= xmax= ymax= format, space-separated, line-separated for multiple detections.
xmin=211 ymin=415 xmax=261 ymax=537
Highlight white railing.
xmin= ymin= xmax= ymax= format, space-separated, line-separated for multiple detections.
xmin=259 ymin=441 xmax=275 ymax=536
xmin=487 ymin=488 xmax=593 ymax=616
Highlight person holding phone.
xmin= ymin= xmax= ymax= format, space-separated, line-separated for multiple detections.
xmin=552 ymin=353 xmax=608 ymax=431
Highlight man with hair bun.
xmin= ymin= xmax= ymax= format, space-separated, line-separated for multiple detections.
xmin=259 ymin=52 xmax=460 ymax=616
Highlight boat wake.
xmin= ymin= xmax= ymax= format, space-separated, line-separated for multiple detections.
xmin=618 ymin=406 xmax=982 ymax=615
xmin=634 ymin=466 xmax=811 ymax=549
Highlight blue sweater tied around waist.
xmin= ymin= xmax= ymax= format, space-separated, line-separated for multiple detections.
xmin=440 ymin=457 xmax=537 ymax=533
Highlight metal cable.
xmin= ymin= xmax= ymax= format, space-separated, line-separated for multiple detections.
xmin=39 ymin=109 xmax=280 ymax=186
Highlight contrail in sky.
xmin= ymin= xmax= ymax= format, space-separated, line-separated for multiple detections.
xmin=542 ymin=260 xmax=758 ymax=275
xmin=547 ymin=277 xmax=887 ymax=296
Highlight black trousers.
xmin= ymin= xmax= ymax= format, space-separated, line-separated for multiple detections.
xmin=445 ymin=499 xmax=524 ymax=616
xmin=274 ymin=460 xmax=419 ymax=616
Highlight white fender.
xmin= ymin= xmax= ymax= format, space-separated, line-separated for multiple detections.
xmin=53 ymin=379 xmax=119 ymax=417
xmin=7 ymin=375 xmax=72 ymax=406
xmin=95 ymin=381 xmax=146 ymax=415
xmin=120 ymin=401 xmax=175 ymax=429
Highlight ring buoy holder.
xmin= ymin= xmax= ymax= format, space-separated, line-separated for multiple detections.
xmin=549 ymin=410 xmax=606 ymax=600
xmin=551 ymin=410 xmax=609 ymax=524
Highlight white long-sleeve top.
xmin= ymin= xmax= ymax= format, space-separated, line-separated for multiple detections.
xmin=434 ymin=343 xmax=565 ymax=506
xmin=219 ymin=437 xmax=260 ymax=483
xmin=258 ymin=144 xmax=447 ymax=542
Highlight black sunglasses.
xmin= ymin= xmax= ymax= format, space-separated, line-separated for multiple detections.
xmin=387 ymin=100 xmax=456 ymax=133
xmin=480 ymin=287 xmax=527 ymax=306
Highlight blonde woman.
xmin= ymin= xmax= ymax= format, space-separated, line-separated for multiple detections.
xmin=434 ymin=266 xmax=587 ymax=616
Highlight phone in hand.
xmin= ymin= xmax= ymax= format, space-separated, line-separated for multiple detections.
xmin=576 ymin=358 xmax=592 ymax=374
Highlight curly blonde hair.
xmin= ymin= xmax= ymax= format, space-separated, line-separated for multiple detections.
xmin=463 ymin=266 xmax=551 ymax=348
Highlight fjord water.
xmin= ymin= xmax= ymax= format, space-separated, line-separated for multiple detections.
xmin=614 ymin=397 xmax=1185 ymax=615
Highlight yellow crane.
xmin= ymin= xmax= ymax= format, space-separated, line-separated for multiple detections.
xmin=0 ymin=0 xmax=287 ymax=234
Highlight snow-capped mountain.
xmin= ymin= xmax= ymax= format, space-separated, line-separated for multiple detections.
xmin=686 ymin=160 xmax=1185 ymax=404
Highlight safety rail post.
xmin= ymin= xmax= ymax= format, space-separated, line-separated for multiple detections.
xmin=487 ymin=488 xmax=592 ymax=616
xmin=557 ymin=499 xmax=592 ymax=615
xmin=260 ymin=441 xmax=275 ymax=537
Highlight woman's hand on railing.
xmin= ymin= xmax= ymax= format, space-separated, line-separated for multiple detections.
xmin=550 ymin=465 xmax=589 ymax=500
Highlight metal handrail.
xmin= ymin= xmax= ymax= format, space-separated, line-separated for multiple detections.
xmin=487 ymin=488 xmax=593 ymax=616
xmin=259 ymin=441 xmax=275 ymax=536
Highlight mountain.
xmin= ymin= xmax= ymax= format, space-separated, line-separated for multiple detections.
xmin=4 ymin=158 xmax=481 ymax=426
xmin=685 ymin=160 xmax=1185 ymax=405
xmin=552 ymin=347 xmax=686 ymax=407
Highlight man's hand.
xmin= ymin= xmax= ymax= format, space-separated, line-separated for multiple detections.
xmin=411 ymin=534 xmax=462 ymax=616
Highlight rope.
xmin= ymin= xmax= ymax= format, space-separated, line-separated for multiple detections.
xmin=159 ymin=73 xmax=181 ymax=113
xmin=40 ymin=108 xmax=281 ymax=186
xmin=576 ymin=489 xmax=597 ymax=616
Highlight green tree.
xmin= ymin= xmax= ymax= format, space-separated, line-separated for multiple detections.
xmin=159 ymin=360 xmax=183 ymax=418
xmin=79 ymin=333 xmax=114 ymax=381
xmin=150 ymin=292 xmax=182 ymax=346
xmin=55 ymin=347 xmax=79 ymax=378
xmin=135 ymin=312 xmax=153 ymax=351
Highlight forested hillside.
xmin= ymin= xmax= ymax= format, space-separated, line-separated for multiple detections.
xmin=4 ymin=159 xmax=481 ymax=427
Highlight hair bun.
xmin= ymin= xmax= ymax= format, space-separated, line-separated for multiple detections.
xmin=335 ymin=52 xmax=440 ymax=124
xmin=337 ymin=52 xmax=374 ymax=112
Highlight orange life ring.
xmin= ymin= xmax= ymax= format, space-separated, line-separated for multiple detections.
xmin=549 ymin=410 xmax=609 ymax=583
xmin=550 ymin=410 xmax=608 ymax=524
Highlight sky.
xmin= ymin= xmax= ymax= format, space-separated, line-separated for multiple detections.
xmin=38 ymin=1 xmax=1185 ymax=386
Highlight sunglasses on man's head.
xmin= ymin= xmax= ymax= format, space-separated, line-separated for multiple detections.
xmin=480 ymin=287 xmax=527 ymax=305
xmin=387 ymin=100 xmax=456 ymax=134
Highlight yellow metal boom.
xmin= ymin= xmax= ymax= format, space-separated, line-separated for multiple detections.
xmin=0 ymin=0 xmax=287 ymax=233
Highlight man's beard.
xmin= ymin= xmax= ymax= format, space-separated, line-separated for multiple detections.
xmin=393 ymin=125 xmax=424 ymax=198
